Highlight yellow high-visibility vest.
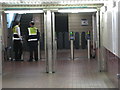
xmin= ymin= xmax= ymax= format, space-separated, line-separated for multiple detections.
xmin=28 ymin=27 xmax=37 ymax=35
xmin=13 ymin=25 xmax=22 ymax=40
xmin=13 ymin=25 xmax=19 ymax=34
xmin=28 ymin=27 xmax=38 ymax=41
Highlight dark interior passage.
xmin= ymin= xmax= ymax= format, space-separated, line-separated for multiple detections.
xmin=55 ymin=13 xmax=68 ymax=33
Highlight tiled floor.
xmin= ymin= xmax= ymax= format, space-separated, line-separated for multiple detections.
xmin=2 ymin=49 xmax=116 ymax=88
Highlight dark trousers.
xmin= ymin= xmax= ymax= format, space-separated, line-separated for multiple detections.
xmin=13 ymin=40 xmax=22 ymax=60
xmin=28 ymin=41 xmax=38 ymax=61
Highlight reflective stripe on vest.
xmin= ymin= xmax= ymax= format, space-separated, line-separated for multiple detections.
xmin=28 ymin=39 xmax=38 ymax=41
xmin=13 ymin=37 xmax=22 ymax=40
xmin=28 ymin=27 xmax=37 ymax=35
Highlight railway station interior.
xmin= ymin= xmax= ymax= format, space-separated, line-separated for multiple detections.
xmin=0 ymin=0 xmax=120 ymax=89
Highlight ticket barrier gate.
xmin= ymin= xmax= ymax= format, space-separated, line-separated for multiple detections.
xmin=69 ymin=31 xmax=91 ymax=60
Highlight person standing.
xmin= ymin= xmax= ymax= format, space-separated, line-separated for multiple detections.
xmin=27 ymin=21 xmax=40 ymax=62
xmin=13 ymin=21 xmax=23 ymax=61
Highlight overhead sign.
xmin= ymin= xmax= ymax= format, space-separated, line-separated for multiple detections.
xmin=81 ymin=19 xmax=88 ymax=26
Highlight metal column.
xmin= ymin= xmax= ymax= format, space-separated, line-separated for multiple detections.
xmin=45 ymin=10 xmax=56 ymax=73
xmin=96 ymin=10 xmax=101 ymax=72
xmin=52 ymin=12 xmax=56 ymax=72
xmin=92 ymin=14 xmax=97 ymax=50
xmin=46 ymin=10 xmax=53 ymax=73
xmin=99 ymin=7 xmax=107 ymax=71
xmin=44 ymin=12 xmax=49 ymax=73
xmin=0 ymin=6 xmax=3 ymax=89
xmin=44 ymin=12 xmax=47 ymax=61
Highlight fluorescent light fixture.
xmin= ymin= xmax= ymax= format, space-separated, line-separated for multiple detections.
xmin=59 ymin=1 xmax=107 ymax=5
xmin=0 ymin=0 xmax=42 ymax=4
xmin=0 ymin=0 xmax=20 ymax=3
xmin=4 ymin=10 xmax=43 ymax=14
xmin=58 ymin=9 xmax=97 ymax=13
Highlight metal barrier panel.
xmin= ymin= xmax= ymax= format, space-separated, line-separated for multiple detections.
xmin=57 ymin=32 xmax=64 ymax=49
xmin=70 ymin=40 xmax=74 ymax=60
xmin=64 ymin=32 xmax=70 ymax=49
xmin=87 ymin=40 xmax=90 ymax=59
xmin=40 ymin=33 xmax=44 ymax=59
xmin=81 ymin=32 xmax=86 ymax=49
xmin=40 ymin=33 xmax=44 ymax=50
xmin=74 ymin=32 xmax=80 ymax=49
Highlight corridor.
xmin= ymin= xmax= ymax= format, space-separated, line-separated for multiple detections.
xmin=0 ymin=0 xmax=120 ymax=89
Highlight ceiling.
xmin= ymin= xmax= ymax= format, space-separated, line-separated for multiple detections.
xmin=0 ymin=0 xmax=110 ymax=10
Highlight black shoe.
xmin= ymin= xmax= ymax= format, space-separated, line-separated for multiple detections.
xmin=21 ymin=59 xmax=24 ymax=61
xmin=28 ymin=60 xmax=33 ymax=62
xmin=15 ymin=59 xmax=24 ymax=61
xmin=15 ymin=59 xmax=20 ymax=61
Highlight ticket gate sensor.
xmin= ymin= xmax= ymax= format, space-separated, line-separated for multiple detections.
xmin=70 ymin=32 xmax=74 ymax=60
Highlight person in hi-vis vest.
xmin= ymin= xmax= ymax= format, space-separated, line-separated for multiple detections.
xmin=27 ymin=21 xmax=40 ymax=62
xmin=13 ymin=21 xmax=23 ymax=61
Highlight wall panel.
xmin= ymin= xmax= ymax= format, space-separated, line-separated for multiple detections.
xmin=68 ymin=13 xmax=92 ymax=33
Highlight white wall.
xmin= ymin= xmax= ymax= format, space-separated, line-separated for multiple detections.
xmin=112 ymin=5 xmax=118 ymax=56
xmin=118 ymin=0 xmax=120 ymax=58
xmin=101 ymin=1 xmax=119 ymax=57
xmin=104 ymin=9 xmax=113 ymax=51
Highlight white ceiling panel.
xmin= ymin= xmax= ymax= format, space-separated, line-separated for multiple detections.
xmin=0 ymin=0 xmax=109 ymax=5
xmin=0 ymin=0 xmax=112 ymax=9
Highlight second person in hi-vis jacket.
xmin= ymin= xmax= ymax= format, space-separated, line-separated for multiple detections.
xmin=13 ymin=21 xmax=23 ymax=61
xmin=27 ymin=21 xmax=40 ymax=62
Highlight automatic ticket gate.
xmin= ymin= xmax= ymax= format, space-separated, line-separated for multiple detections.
xmin=69 ymin=31 xmax=91 ymax=60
